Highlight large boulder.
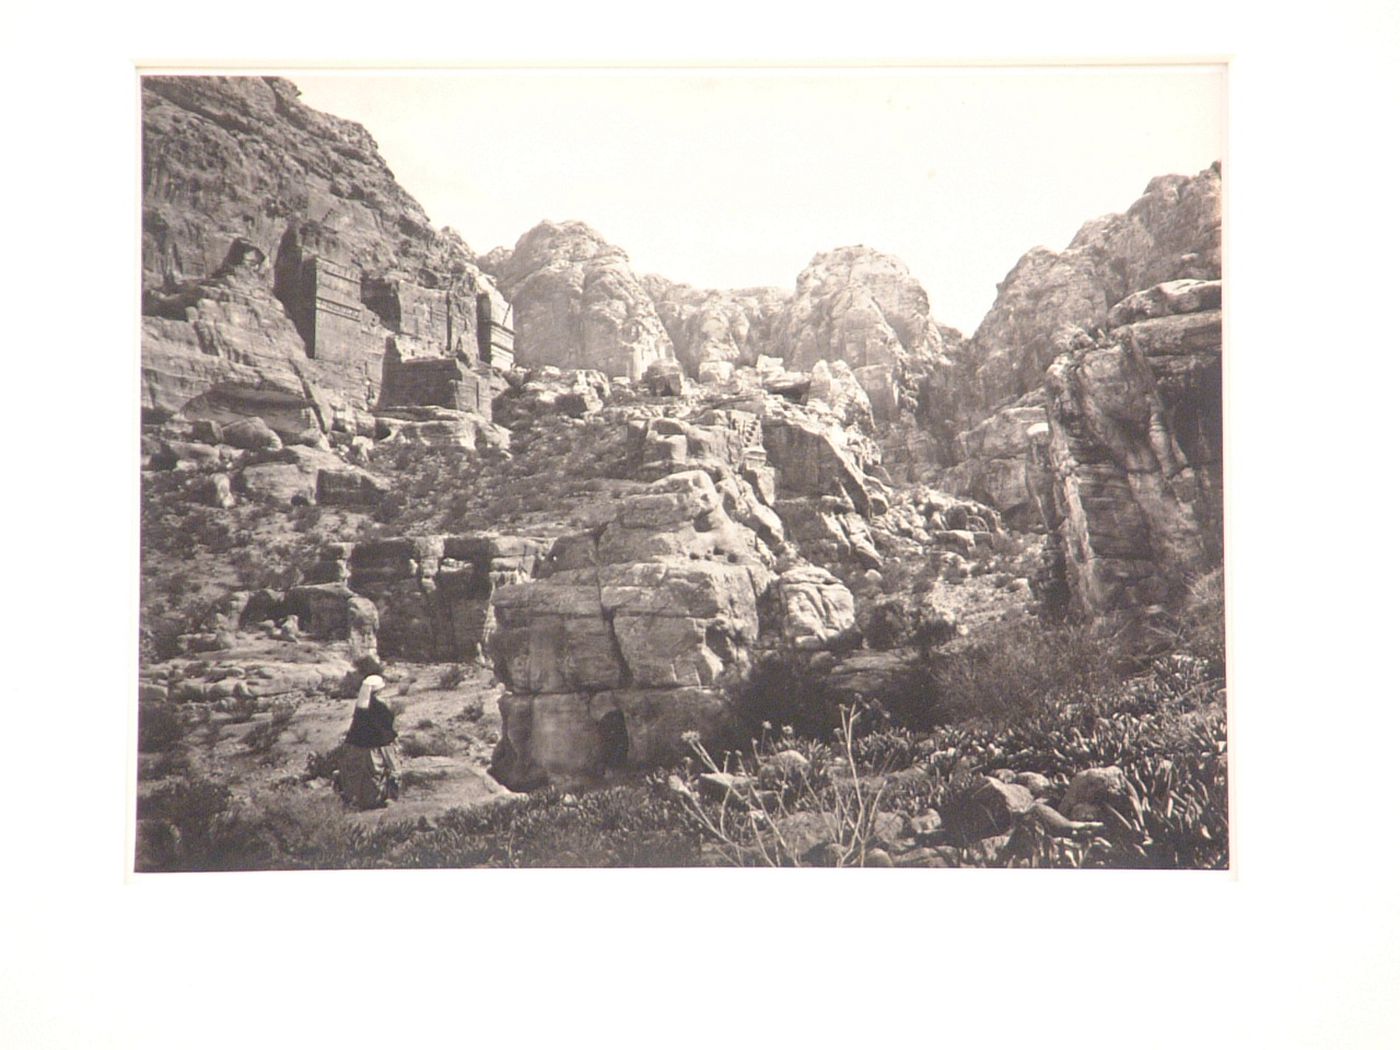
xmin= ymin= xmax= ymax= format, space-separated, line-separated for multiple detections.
xmin=234 ymin=445 xmax=344 ymax=505
xmin=493 ymin=368 xmax=610 ymax=428
xmin=490 ymin=220 xmax=675 ymax=381
xmin=487 ymin=470 xmax=774 ymax=789
xmin=773 ymin=567 xmax=858 ymax=651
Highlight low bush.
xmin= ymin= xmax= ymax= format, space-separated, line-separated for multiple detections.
xmin=242 ymin=703 xmax=296 ymax=754
xmin=138 ymin=702 xmax=185 ymax=753
xmin=399 ymin=729 xmax=457 ymax=759
xmin=929 ymin=619 xmax=1123 ymax=723
xmin=731 ymin=652 xmax=842 ymax=739
xmin=436 ymin=664 xmax=469 ymax=690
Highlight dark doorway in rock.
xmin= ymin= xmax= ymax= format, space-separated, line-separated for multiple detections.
xmin=598 ymin=710 xmax=629 ymax=773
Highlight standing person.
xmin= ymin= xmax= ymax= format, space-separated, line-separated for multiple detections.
xmin=337 ymin=655 xmax=402 ymax=810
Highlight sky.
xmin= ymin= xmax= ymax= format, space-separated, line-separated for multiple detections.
xmin=294 ymin=67 xmax=1224 ymax=335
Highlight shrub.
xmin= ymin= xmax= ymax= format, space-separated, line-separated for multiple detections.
xmin=732 ymin=652 xmax=841 ymax=739
xmin=1174 ymin=568 xmax=1226 ymax=675
xmin=674 ymin=706 xmax=897 ymax=867
xmin=138 ymin=702 xmax=185 ymax=753
xmin=135 ymin=777 xmax=234 ymax=870
xmin=242 ymin=703 xmax=296 ymax=754
xmin=399 ymin=729 xmax=457 ymax=759
xmin=221 ymin=695 xmax=260 ymax=725
xmin=454 ymin=698 xmax=485 ymax=723
xmin=930 ymin=620 xmax=1121 ymax=723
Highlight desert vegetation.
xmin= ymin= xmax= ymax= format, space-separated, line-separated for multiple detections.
xmin=135 ymin=578 xmax=1225 ymax=870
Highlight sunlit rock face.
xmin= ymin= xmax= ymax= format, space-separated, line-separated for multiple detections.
xmin=768 ymin=246 xmax=951 ymax=422
xmin=965 ymin=163 xmax=1221 ymax=416
xmin=1040 ymin=280 xmax=1222 ymax=616
xmin=489 ymin=221 xmax=675 ymax=381
xmin=141 ymin=75 xmax=507 ymax=435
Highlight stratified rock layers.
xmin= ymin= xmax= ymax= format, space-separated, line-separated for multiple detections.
xmin=967 ymin=163 xmax=1221 ymax=416
xmin=1042 ymin=281 xmax=1222 ymax=615
xmin=486 ymin=470 xmax=771 ymax=788
xmin=142 ymin=75 xmax=506 ymax=436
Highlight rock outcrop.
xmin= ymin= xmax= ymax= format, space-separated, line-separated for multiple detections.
xmin=487 ymin=470 xmax=776 ymax=789
xmin=942 ymin=164 xmax=1223 ymax=557
xmin=770 ymin=246 xmax=950 ymax=421
xmin=347 ymin=534 xmax=551 ymax=662
xmin=941 ymin=390 xmax=1054 ymax=530
xmin=1039 ymin=279 xmax=1222 ymax=615
xmin=487 ymin=221 xmax=675 ymax=381
xmin=759 ymin=399 xmax=887 ymax=570
xmin=142 ymin=75 xmax=508 ymax=437
xmin=966 ymin=163 xmax=1221 ymax=418
xmin=644 ymin=277 xmax=788 ymax=382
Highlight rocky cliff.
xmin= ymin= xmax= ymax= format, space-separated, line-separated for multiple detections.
xmin=941 ymin=164 xmax=1224 ymax=614
xmin=769 ymin=246 xmax=953 ymax=422
xmin=1040 ymin=280 xmax=1223 ymax=616
xmin=965 ymin=163 xmax=1221 ymax=418
xmin=484 ymin=221 xmax=675 ymax=381
xmin=643 ymin=277 xmax=788 ymax=383
xmin=142 ymin=75 xmax=506 ymax=438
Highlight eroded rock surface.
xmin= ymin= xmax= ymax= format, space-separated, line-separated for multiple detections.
xmin=966 ymin=163 xmax=1221 ymax=417
xmin=347 ymin=534 xmax=551 ymax=663
xmin=644 ymin=277 xmax=788 ymax=381
xmin=487 ymin=470 xmax=778 ymax=788
xmin=488 ymin=221 xmax=675 ymax=380
xmin=1040 ymin=280 xmax=1223 ymax=615
xmin=142 ymin=75 xmax=507 ymax=438
xmin=770 ymin=246 xmax=950 ymax=421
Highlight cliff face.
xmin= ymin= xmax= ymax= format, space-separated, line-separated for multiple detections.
xmin=1039 ymin=280 xmax=1223 ymax=616
xmin=937 ymin=165 xmax=1225 ymax=615
xmin=487 ymin=221 xmax=675 ymax=381
xmin=769 ymin=246 xmax=952 ymax=422
xmin=141 ymin=75 xmax=505 ymax=436
xmin=967 ymin=163 xmax=1221 ymax=417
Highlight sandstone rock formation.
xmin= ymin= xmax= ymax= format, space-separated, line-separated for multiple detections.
xmin=1039 ymin=279 xmax=1222 ymax=615
xmin=770 ymin=246 xmax=950 ymax=421
xmin=759 ymin=399 xmax=887 ymax=570
xmin=493 ymin=368 xmax=611 ymax=429
xmin=940 ymin=391 xmax=1053 ymax=530
xmin=487 ymin=221 xmax=675 ymax=381
xmin=643 ymin=277 xmax=788 ymax=381
xmin=142 ymin=75 xmax=508 ymax=437
xmin=347 ymin=534 xmax=551 ymax=663
xmin=966 ymin=163 xmax=1221 ymax=417
xmin=487 ymin=470 xmax=776 ymax=789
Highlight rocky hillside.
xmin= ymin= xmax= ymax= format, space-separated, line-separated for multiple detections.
xmin=136 ymin=76 xmax=1226 ymax=870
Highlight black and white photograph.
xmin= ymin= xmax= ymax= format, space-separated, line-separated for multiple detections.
xmin=7 ymin=4 xmax=1400 ymax=1044
xmin=135 ymin=66 xmax=1228 ymax=870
